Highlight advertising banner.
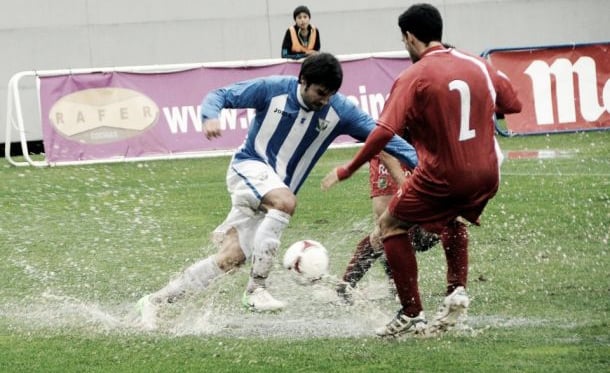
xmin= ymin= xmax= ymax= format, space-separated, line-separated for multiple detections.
xmin=485 ymin=42 xmax=610 ymax=135
xmin=38 ymin=57 xmax=411 ymax=164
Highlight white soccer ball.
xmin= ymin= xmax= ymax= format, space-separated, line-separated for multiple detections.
xmin=282 ymin=239 xmax=329 ymax=282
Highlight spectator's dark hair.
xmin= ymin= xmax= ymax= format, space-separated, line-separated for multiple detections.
xmin=293 ymin=5 xmax=311 ymax=20
xmin=398 ymin=3 xmax=443 ymax=44
xmin=299 ymin=53 xmax=343 ymax=93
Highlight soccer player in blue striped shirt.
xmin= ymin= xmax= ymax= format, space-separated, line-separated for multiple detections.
xmin=136 ymin=53 xmax=417 ymax=328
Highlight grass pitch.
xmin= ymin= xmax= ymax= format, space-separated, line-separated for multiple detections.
xmin=0 ymin=131 xmax=608 ymax=372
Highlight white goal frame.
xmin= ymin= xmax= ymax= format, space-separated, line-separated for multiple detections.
xmin=4 ymin=51 xmax=407 ymax=167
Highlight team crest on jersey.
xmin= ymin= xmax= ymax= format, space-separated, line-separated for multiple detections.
xmin=316 ymin=119 xmax=330 ymax=132
xmin=377 ymin=176 xmax=388 ymax=190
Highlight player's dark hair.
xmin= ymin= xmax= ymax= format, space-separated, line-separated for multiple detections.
xmin=293 ymin=5 xmax=311 ymax=20
xmin=299 ymin=52 xmax=343 ymax=93
xmin=398 ymin=3 xmax=443 ymax=44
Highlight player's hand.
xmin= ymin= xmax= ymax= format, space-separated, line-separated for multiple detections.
xmin=321 ymin=167 xmax=341 ymax=191
xmin=203 ymin=119 xmax=222 ymax=140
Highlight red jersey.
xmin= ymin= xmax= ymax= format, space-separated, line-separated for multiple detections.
xmin=341 ymin=45 xmax=521 ymax=231
xmin=378 ymin=46 xmax=521 ymax=200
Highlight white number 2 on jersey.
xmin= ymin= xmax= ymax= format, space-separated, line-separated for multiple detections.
xmin=449 ymin=80 xmax=475 ymax=141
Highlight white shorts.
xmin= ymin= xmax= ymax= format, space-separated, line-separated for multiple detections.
xmin=213 ymin=159 xmax=288 ymax=258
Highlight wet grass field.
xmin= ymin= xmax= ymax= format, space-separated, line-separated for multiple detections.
xmin=1 ymin=131 xmax=608 ymax=372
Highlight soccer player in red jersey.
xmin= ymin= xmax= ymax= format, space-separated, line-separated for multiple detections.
xmin=322 ymin=3 xmax=522 ymax=337
xmin=336 ymin=152 xmax=439 ymax=305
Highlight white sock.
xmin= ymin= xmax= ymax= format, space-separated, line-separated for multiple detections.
xmin=152 ymin=256 xmax=223 ymax=302
xmin=247 ymin=209 xmax=290 ymax=292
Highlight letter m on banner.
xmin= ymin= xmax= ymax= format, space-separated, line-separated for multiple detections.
xmin=483 ymin=42 xmax=610 ymax=136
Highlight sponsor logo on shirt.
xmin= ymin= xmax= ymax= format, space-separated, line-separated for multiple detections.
xmin=273 ymin=108 xmax=294 ymax=119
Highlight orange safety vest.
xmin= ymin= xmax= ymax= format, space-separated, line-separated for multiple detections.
xmin=288 ymin=25 xmax=317 ymax=53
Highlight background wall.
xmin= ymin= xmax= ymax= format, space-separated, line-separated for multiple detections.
xmin=1 ymin=0 xmax=608 ymax=144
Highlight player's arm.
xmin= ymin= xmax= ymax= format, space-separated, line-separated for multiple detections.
xmin=352 ymin=76 xmax=417 ymax=170
xmin=322 ymin=125 xmax=395 ymax=190
xmin=203 ymin=118 xmax=222 ymax=140
xmin=338 ymin=98 xmax=417 ymax=169
xmin=200 ymin=87 xmax=226 ymax=139
xmin=200 ymin=86 xmax=231 ymax=140
xmin=200 ymin=78 xmax=268 ymax=139
xmin=492 ymin=69 xmax=522 ymax=115
xmin=200 ymin=79 xmax=266 ymax=119
xmin=339 ymin=126 xmax=395 ymax=180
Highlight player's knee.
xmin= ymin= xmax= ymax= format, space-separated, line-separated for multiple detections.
xmin=215 ymin=242 xmax=246 ymax=272
xmin=262 ymin=189 xmax=297 ymax=215
xmin=369 ymin=227 xmax=384 ymax=251
xmin=215 ymin=252 xmax=246 ymax=272
xmin=378 ymin=212 xmax=413 ymax=240
xmin=378 ymin=219 xmax=396 ymax=239
xmin=441 ymin=218 xmax=468 ymax=246
xmin=379 ymin=223 xmax=412 ymax=241
xmin=445 ymin=218 xmax=467 ymax=235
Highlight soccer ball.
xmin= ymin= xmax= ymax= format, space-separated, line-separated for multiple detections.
xmin=282 ymin=240 xmax=329 ymax=282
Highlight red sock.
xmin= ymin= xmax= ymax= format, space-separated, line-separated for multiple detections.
xmin=342 ymin=235 xmax=382 ymax=286
xmin=383 ymin=233 xmax=422 ymax=317
xmin=441 ymin=220 xmax=469 ymax=295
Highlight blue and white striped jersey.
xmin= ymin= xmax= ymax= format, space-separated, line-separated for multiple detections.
xmin=201 ymin=75 xmax=417 ymax=194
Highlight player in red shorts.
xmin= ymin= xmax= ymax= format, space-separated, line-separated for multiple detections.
xmin=336 ymin=152 xmax=438 ymax=304
xmin=323 ymin=3 xmax=521 ymax=337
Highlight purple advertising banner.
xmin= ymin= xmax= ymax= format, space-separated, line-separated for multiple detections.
xmin=39 ymin=57 xmax=411 ymax=164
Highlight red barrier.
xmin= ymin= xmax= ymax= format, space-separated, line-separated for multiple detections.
xmin=484 ymin=42 xmax=610 ymax=136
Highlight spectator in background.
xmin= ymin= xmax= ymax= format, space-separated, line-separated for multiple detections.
xmin=281 ymin=5 xmax=321 ymax=59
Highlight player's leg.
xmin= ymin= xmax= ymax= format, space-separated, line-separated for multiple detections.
xmin=375 ymin=211 xmax=426 ymax=336
xmin=135 ymin=226 xmax=246 ymax=330
xmin=376 ymin=225 xmax=440 ymax=303
xmin=337 ymin=183 xmax=393 ymax=302
xmin=136 ymin=160 xmax=267 ymax=326
xmin=340 ymin=194 xmax=389 ymax=287
xmin=380 ymin=214 xmax=421 ymax=317
xmin=151 ymin=227 xmax=245 ymax=304
xmin=239 ymin=169 xmax=295 ymax=312
xmin=341 ymin=235 xmax=382 ymax=288
xmin=374 ymin=178 xmax=448 ymax=337
xmin=336 ymin=234 xmax=384 ymax=304
xmin=368 ymin=154 xmax=407 ymax=294
xmin=144 ymin=199 xmax=262 ymax=307
xmin=442 ymin=219 xmax=469 ymax=294
xmin=208 ymin=160 xmax=294 ymax=312
xmin=429 ymin=219 xmax=470 ymax=333
xmin=246 ymin=188 xmax=294 ymax=294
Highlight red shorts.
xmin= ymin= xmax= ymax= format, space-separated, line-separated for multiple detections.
xmin=388 ymin=171 xmax=498 ymax=234
xmin=369 ymin=155 xmax=407 ymax=198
